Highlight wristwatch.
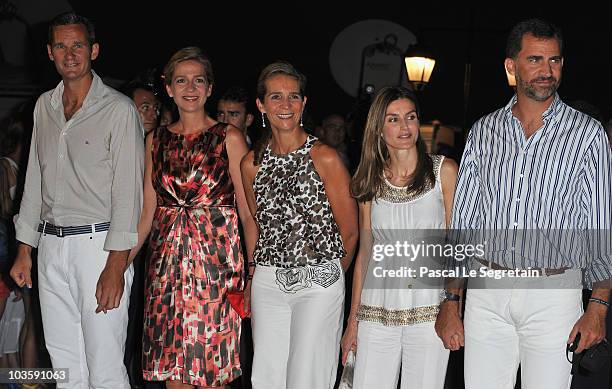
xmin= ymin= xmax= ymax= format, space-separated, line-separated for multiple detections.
xmin=440 ymin=290 xmax=461 ymax=302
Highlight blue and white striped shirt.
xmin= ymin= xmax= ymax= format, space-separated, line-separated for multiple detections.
xmin=451 ymin=94 xmax=612 ymax=286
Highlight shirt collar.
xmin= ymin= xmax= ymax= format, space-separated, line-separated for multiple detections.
xmin=503 ymin=92 xmax=564 ymax=122
xmin=49 ymin=70 xmax=106 ymax=110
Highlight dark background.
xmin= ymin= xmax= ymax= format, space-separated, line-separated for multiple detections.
xmin=17 ymin=2 xmax=612 ymax=132
xmin=78 ymin=4 xmax=612 ymax=126
xmin=2 ymin=3 xmax=611 ymax=388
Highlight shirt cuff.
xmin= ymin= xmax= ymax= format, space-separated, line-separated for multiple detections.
xmin=103 ymin=230 xmax=138 ymax=251
xmin=14 ymin=217 xmax=41 ymax=248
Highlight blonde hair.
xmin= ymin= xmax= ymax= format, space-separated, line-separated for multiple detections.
xmin=163 ymin=46 xmax=214 ymax=87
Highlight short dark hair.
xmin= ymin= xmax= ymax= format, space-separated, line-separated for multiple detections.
xmin=122 ymin=81 xmax=156 ymax=101
xmin=220 ymin=86 xmax=249 ymax=105
xmin=506 ymin=18 xmax=563 ymax=59
xmin=48 ymin=12 xmax=96 ymax=46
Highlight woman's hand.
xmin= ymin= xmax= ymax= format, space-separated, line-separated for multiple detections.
xmin=341 ymin=318 xmax=358 ymax=365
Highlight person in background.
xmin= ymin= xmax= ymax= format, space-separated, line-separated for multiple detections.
xmin=0 ymin=113 xmax=27 ymax=386
xmin=216 ymin=87 xmax=256 ymax=389
xmin=124 ymin=81 xmax=161 ymax=136
xmin=121 ymin=79 xmax=161 ymax=388
xmin=217 ymin=86 xmax=254 ymax=148
xmin=10 ymin=12 xmax=144 ymax=388
xmin=318 ymin=113 xmax=350 ymax=168
xmin=241 ymin=61 xmax=358 ymax=389
xmin=0 ymin=110 xmax=42 ymax=386
xmin=159 ymin=99 xmax=177 ymax=127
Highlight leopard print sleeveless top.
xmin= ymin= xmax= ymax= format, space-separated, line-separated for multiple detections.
xmin=253 ymin=135 xmax=346 ymax=268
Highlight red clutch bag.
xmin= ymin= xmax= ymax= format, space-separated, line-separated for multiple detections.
xmin=227 ymin=291 xmax=249 ymax=319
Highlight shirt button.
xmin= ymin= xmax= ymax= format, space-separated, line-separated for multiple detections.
xmin=510 ymin=247 xmax=515 ymax=251
xmin=519 ymin=174 xmax=524 ymax=178
xmin=516 ymin=198 xmax=520 ymax=202
xmin=513 ymin=222 xmax=518 ymax=226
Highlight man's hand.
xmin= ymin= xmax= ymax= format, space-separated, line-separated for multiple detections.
xmin=95 ymin=250 xmax=128 ymax=314
xmin=568 ymin=302 xmax=607 ymax=353
xmin=435 ymin=301 xmax=464 ymax=351
xmin=10 ymin=245 xmax=33 ymax=288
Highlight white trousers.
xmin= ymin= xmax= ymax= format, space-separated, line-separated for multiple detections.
xmin=250 ymin=262 xmax=344 ymax=389
xmin=464 ymin=269 xmax=583 ymax=389
xmin=354 ymin=320 xmax=449 ymax=389
xmin=37 ymin=230 xmax=133 ymax=389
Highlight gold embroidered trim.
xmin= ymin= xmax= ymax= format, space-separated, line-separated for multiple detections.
xmin=378 ymin=155 xmax=442 ymax=203
xmin=356 ymin=304 xmax=440 ymax=326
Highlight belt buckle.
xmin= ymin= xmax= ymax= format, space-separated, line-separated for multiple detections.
xmin=57 ymin=226 xmax=64 ymax=237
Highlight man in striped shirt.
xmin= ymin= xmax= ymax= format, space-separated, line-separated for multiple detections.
xmin=435 ymin=18 xmax=611 ymax=389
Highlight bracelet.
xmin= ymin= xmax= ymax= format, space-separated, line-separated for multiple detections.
xmin=589 ymin=297 xmax=610 ymax=308
xmin=440 ymin=290 xmax=461 ymax=302
xmin=248 ymin=262 xmax=256 ymax=268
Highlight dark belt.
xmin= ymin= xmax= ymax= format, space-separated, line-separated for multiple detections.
xmin=477 ymin=259 xmax=568 ymax=276
xmin=38 ymin=221 xmax=110 ymax=238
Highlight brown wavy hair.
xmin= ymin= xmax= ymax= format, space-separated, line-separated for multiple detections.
xmin=252 ymin=61 xmax=307 ymax=166
xmin=351 ymin=86 xmax=434 ymax=202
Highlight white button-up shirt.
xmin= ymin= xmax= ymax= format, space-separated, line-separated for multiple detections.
xmin=15 ymin=71 xmax=144 ymax=251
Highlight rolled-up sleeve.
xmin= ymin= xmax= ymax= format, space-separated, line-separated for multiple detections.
xmin=15 ymin=102 xmax=43 ymax=247
xmin=581 ymin=127 xmax=612 ymax=286
xmin=104 ymin=102 xmax=144 ymax=251
xmin=449 ymin=129 xmax=481 ymax=269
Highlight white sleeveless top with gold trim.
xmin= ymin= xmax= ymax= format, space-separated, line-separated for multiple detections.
xmin=357 ymin=155 xmax=445 ymax=326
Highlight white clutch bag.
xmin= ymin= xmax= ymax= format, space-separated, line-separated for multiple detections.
xmin=338 ymin=349 xmax=356 ymax=389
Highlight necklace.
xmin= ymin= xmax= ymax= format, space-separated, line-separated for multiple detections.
xmin=379 ymin=176 xmax=433 ymax=203
xmin=378 ymin=155 xmax=442 ymax=203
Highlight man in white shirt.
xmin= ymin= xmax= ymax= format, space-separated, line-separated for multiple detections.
xmin=10 ymin=12 xmax=144 ymax=389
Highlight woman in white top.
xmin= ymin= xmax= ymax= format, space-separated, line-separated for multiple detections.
xmin=341 ymin=86 xmax=458 ymax=389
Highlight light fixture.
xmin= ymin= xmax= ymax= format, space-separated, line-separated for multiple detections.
xmin=404 ymin=44 xmax=436 ymax=91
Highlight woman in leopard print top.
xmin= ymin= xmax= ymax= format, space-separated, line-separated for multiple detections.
xmin=241 ymin=61 xmax=358 ymax=389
